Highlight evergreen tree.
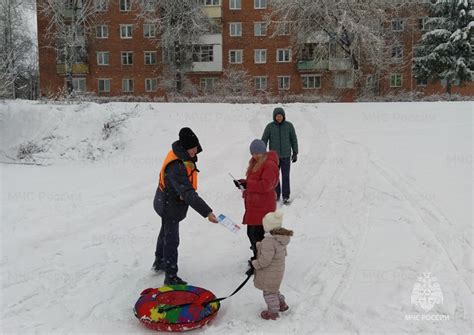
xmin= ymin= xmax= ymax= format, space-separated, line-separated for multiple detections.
xmin=413 ymin=0 xmax=474 ymax=94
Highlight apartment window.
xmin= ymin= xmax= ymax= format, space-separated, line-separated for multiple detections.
xmin=98 ymin=79 xmax=110 ymax=93
xmin=334 ymin=73 xmax=354 ymax=88
xmin=229 ymin=0 xmax=241 ymax=10
xmin=254 ymin=76 xmax=267 ymax=91
xmin=145 ymin=78 xmax=158 ymax=92
xmin=391 ymin=19 xmax=404 ymax=32
xmin=229 ymin=50 xmax=243 ymax=64
xmin=254 ymin=22 xmax=267 ymax=36
xmin=229 ymin=22 xmax=242 ymax=37
xmin=390 ymin=73 xmax=402 ymax=87
xmin=122 ymin=79 xmax=134 ymax=93
xmin=193 ymin=45 xmax=214 ymax=62
xmin=278 ymin=76 xmax=290 ymax=90
xmin=121 ymin=52 xmax=133 ymax=65
xmin=366 ymin=75 xmax=376 ymax=89
xmin=276 ymin=22 xmax=290 ymax=36
xmin=301 ymin=75 xmax=321 ymax=89
xmin=254 ymin=49 xmax=267 ymax=63
xmin=277 ymin=49 xmax=291 ymax=62
xmin=120 ymin=0 xmax=131 ymax=11
xmin=143 ymin=23 xmax=156 ymax=38
xmin=391 ymin=46 xmax=403 ymax=60
xmin=200 ymin=77 xmax=217 ymax=91
xmin=120 ymin=25 xmax=133 ymax=39
xmin=254 ymin=0 xmax=266 ymax=9
xmin=419 ymin=17 xmax=429 ymax=31
xmin=199 ymin=0 xmax=219 ymax=5
xmin=72 ymin=78 xmax=86 ymax=92
xmin=144 ymin=51 xmax=157 ymax=65
xmin=143 ymin=0 xmax=156 ymax=11
xmin=416 ymin=77 xmax=428 ymax=86
xmin=95 ymin=0 xmax=107 ymax=11
xmin=96 ymin=25 xmax=108 ymax=38
xmin=96 ymin=51 xmax=109 ymax=65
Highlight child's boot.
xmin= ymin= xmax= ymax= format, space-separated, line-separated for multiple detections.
xmin=278 ymin=293 xmax=289 ymax=312
xmin=260 ymin=310 xmax=279 ymax=320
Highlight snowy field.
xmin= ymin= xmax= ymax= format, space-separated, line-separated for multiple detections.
xmin=1 ymin=100 xmax=472 ymax=334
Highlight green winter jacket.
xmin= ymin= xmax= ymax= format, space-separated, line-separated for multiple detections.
xmin=262 ymin=108 xmax=298 ymax=159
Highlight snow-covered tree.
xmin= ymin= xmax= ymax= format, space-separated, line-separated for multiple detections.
xmin=38 ymin=0 xmax=104 ymax=93
xmin=0 ymin=0 xmax=35 ymax=98
xmin=413 ymin=0 xmax=474 ymax=94
xmin=217 ymin=67 xmax=252 ymax=96
xmin=136 ymin=0 xmax=214 ymax=92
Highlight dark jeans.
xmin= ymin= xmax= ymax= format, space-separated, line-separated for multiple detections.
xmin=247 ymin=225 xmax=265 ymax=259
xmin=155 ymin=217 xmax=180 ymax=275
xmin=276 ymin=157 xmax=291 ymax=200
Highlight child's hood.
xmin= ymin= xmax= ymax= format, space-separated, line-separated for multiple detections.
xmin=269 ymin=227 xmax=293 ymax=246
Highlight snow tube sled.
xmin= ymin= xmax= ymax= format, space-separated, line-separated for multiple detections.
xmin=134 ymin=285 xmax=220 ymax=332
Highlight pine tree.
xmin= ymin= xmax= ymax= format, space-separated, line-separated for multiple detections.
xmin=413 ymin=0 xmax=474 ymax=94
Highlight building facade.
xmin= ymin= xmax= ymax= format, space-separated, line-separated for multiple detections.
xmin=37 ymin=0 xmax=473 ymax=100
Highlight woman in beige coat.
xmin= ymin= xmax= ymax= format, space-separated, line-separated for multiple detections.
xmin=251 ymin=211 xmax=293 ymax=320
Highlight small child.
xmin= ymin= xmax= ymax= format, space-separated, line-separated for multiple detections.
xmin=251 ymin=211 xmax=293 ymax=320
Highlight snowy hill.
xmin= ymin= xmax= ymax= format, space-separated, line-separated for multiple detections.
xmin=1 ymin=100 xmax=472 ymax=334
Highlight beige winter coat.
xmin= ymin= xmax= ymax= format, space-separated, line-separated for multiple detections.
xmin=251 ymin=228 xmax=293 ymax=293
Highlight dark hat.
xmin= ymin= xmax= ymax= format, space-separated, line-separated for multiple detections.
xmin=179 ymin=127 xmax=201 ymax=151
xmin=250 ymin=139 xmax=267 ymax=154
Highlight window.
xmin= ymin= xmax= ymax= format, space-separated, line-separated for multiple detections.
xmin=143 ymin=23 xmax=156 ymax=38
xmin=254 ymin=76 xmax=267 ymax=91
xmin=391 ymin=19 xmax=404 ymax=31
xmin=390 ymin=73 xmax=402 ymax=87
xmin=193 ymin=45 xmax=213 ymax=62
xmin=391 ymin=46 xmax=403 ymax=59
xmin=277 ymin=49 xmax=291 ymax=62
xmin=95 ymin=0 xmax=107 ymax=11
xmin=144 ymin=51 xmax=157 ymax=65
xmin=96 ymin=51 xmax=109 ymax=65
xmin=120 ymin=0 xmax=131 ymax=11
xmin=200 ymin=77 xmax=217 ymax=91
xmin=254 ymin=22 xmax=267 ymax=36
xmin=276 ymin=22 xmax=290 ymax=36
xmin=143 ymin=0 xmax=156 ymax=11
xmin=254 ymin=0 xmax=266 ymax=9
xmin=229 ymin=50 xmax=243 ymax=64
xmin=122 ymin=79 xmax=134 ymax=92
xmin=96 ymin=25 xmax=108 ymax=38
xmin=416 ymin=77 xmax=428 ymax=86
xmin=229 ymin=22 xmax=242 ymax=37
xmin=254 ymin=49 xmax=267 ymax=63
xmin=301 ymin=75 xmax=321 ymax=89
xmin=199 ymin=0 xmax=219 ymax=5
xmin=419 ymin=17 xmax=429 ymax=31
xmin=278 ymin=76 xmax=290 ymax=90
xmin=72 ymin=78 xmax=86 ymax=92
xmin=120 ymin=25 xmax=133 ymax=39
xmin=98 ymin=79 xmax=110 ymax=92
xmin=145 ymin=78 xmax=158 ymax=92
xmin=229 ymin=0 xmax=241 ymax=10
xmin=121 ymin=52 xmax=133 ymax=65
xmin=366 ymin=74 xmax=375 ymax=89
xmin=334 ymin=73 xmax=354 ymax=88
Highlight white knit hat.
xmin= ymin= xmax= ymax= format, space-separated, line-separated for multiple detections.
xmin=262 ymin=211 xmax=283 ymax=232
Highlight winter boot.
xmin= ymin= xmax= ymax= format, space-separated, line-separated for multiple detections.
xmin=283 ymin=198 xmax=290 ymax=205
xmin=164 ymin=274 xmax=188 ymax=285
xmin=152 ymin=259 xmax=165 ymax=273
xmin=279 ymin=302 xmax=289 ymax=312
xmin=260 ymin=310 xmax=279 ymax=320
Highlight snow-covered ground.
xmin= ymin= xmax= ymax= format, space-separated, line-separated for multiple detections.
xmin=1 ymin=100 xmax=472 ymax=334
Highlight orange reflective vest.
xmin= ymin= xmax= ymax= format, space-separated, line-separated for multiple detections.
xmin=158 ymin=150 xmax=198 ymax=191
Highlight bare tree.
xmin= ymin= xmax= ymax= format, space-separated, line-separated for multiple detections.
xmin=38 ymin=0 xmax=104 ymax=93
xmin=136 ymin=0 xmax=214 ymax=92
xmin=0 ymin=0 xmax=34 ymax=98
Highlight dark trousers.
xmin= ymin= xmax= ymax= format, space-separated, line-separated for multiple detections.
xmin=155 ymin=217 xmax=180 ymax=275
xmin=276 ymin=157 xmax=291 ymax=200
xmin=247 ymin=225 xmax=265 ymax=259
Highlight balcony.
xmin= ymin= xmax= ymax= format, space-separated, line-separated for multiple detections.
xmin=297 ymin=58 xmax=352 ymax=71
xmin=201 ymin=5 xmax=222 ymax=18
xmin=329 ymin=58 xmax=352 ymax=71
xmin=56 ymin=63 xmax=89 ymax=75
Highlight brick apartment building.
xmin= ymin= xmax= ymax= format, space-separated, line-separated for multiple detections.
xmin=37 ymin=0 xmax=473 ymax=100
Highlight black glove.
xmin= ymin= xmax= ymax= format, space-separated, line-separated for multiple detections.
xmin=245 ymin=265 xmax=255 ymax=276
xmin=292 ymin=153 xmax=298 ymax=163
xmin=233 ymin=179 xmax=247 ymax=190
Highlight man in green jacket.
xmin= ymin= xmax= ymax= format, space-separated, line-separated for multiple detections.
xmin=262 ymin=107 xmax=298 ymax=204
